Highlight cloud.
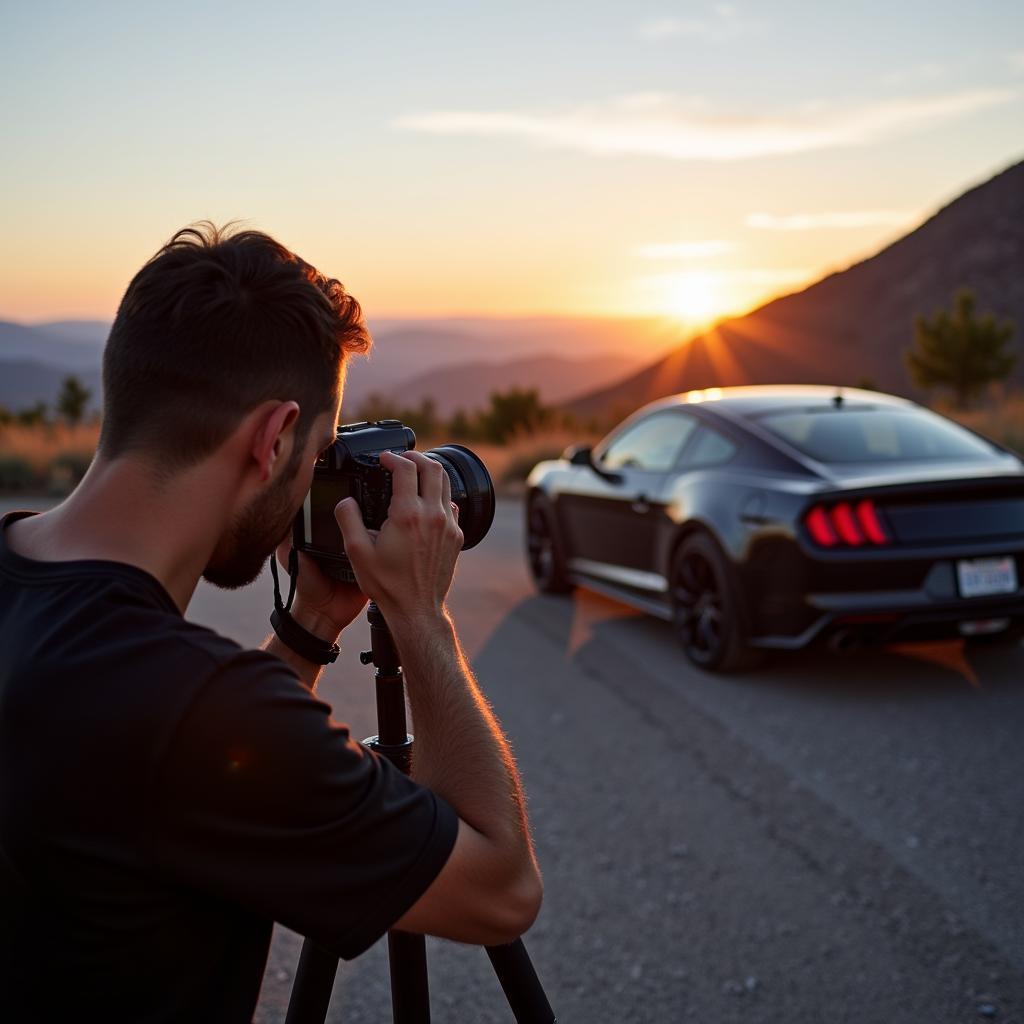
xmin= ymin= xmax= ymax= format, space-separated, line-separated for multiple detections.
xmin=395 ymin=88 xmax=1015 ymax=163
xmin=880 ymin=62 xmax=946 ymax=87
xmin=745 ymin=210 xmax=919 ymax=231
xmin=637 ymin=240 xmax=736 ymax=259
xmin=637 ymin=4 xmax=759 ymax=41
xmin=638 ymin=267 xmax=812 ymax=288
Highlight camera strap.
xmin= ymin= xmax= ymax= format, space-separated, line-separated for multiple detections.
xmin=270 ymin=546 xmax=299 ymax=614
xmin=268 ymin=547 xmax=341 ymax=665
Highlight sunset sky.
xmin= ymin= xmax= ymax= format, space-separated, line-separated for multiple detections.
xmin=1 ymin=1 xmax=1022 ymax=338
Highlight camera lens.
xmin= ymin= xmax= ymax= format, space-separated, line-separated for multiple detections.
xmin=423 ymin=444 xmax=495 ymax=550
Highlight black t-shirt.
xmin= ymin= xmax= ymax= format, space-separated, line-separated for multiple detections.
xmin=0 ymin=510 xmax=458 ymax=1023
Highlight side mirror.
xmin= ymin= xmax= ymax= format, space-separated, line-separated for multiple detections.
xmin=566 ymin=444 xmax=593 ymax=466
xmin=565 ymin=443 xmax=622 ymax=484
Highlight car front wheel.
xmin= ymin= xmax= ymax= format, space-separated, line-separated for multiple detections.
xmin=526 ymin=497 xmax=573 ymax=594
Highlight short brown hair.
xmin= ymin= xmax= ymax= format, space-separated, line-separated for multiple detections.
xmin=99 ymin=222 xmax=370 ymax=470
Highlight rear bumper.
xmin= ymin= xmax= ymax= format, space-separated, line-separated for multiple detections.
xmin=745 ymin=542 xmax=1024 ymax=649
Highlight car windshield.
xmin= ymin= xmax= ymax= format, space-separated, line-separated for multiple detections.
xmin=756 ymin=406 xmax=1000 ymax=463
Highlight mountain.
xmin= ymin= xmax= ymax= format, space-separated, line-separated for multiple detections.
xmin=566 ymin=159 xmax=1024 ymax=421
xmin=344 ymin=316 xmax=668 ymax=410
xmin=0 ymin=314 xmax=670 ymax=414
xmin=0 ymin=358 xmax=103 ymax=412
xmin=0 ymin=320 xmax=106 ymax=371
xmin=376 ymin=351 xmax=646 ymax=417
xmin=35 ymin=320 xmax=111 ymax=346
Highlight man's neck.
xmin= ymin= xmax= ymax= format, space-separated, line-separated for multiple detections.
xmin=6 ymin=456 xmax=232 ymax=614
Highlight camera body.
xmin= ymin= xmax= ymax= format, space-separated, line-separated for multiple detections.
xmin=293 ymin=419 xmax=415 ymax=581
xmin=293 ymin=419 xmax=495 ymax=583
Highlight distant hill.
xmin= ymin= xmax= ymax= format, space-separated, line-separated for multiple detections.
xmin=566 ymin=158 xmax=1024 ymax=421
xmin=35 ymin=320 xmax=111 ymax=346
xmin=378 ymin=351 xmax=642 ymax=417
xmin=0 ymin=314 xmax=666 ymax=414
xmin=343 ymin=316 xmax=664 ymax=412
xmin=0 ymin=320 xmax=106 ymax=371
xmin=0 ymin=358 xmax=103 ymax=412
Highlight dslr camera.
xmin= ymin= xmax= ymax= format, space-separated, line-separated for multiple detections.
xmin=293 ymin=419 xmax=495 ymax=583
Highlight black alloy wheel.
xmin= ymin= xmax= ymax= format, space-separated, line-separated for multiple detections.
xmin=670 ymin=532 xmax=763 ymax=672
xmin=526 ymin=498 xmax=572 ymax=594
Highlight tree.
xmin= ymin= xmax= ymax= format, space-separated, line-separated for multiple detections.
xmin=904 ymin=289 xmax=1017 ymax=409
xmin=477 ymin=388 xmax=552 ymax=444
xmin=56 ymin=375 xmax=92 ymax=426
xmin=354 ymin=393 xmax=440 ymax=441
xmin=16 ymin=401 xmax=49 ymax=427
xmin=448 ymin=408 xmax=475 ymax=439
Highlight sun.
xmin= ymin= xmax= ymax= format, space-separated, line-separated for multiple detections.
xmin=664 ymin=270 xmax=725 ymax=327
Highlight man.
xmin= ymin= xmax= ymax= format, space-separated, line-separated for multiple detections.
xmin=0 ymin=224 xmax=542 ymax=1022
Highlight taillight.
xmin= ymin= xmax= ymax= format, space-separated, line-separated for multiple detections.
xmin=804 ymin=499 xmax=889 ymax=548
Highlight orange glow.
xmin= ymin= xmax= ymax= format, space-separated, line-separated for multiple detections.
xmin=888 ymin=640 xmax=981 ymax=689
xmin=567 ymin=589 xmax=642 ymax=657
xmin=664 ymin=271 xmax=729 ymax=327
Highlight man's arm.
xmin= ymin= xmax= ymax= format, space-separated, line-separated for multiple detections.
xmin=336 ymin=451 xmax=542 ymax=945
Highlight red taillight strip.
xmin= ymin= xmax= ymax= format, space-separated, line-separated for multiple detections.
xmin=805 ymin=500 xmax=889 ymax=547
xmin=805 ymin=506 xmax=838 ymax=546
xmin=831 ymin=502 xmax=864 ymax=545
xmin=855 ymin=499 xmax=888 ymax=544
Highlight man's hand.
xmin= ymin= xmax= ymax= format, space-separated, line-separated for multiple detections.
xmin=274 ymin=538 xmax=368 ymax=642
xmin=336 ymin=450 xmax=463 ymax=627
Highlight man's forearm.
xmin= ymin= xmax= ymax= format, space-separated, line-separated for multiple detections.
xmin=387 ymin=609 xmax=534 ymax=860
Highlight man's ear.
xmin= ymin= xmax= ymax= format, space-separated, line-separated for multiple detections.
xmin=251 ymin=401 xmax=301 ymax=483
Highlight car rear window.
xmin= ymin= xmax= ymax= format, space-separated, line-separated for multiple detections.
xmin=756 ymin=407 xmax=999 ymax=463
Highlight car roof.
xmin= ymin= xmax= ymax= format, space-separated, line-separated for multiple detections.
xmin=644 ymin=384 xmax=917 ymax=420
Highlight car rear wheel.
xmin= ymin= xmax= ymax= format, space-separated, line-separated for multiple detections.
xmin=670 ymin=533 xmax=763 ymax=672
xmin=526 ymin=497 xmax=573 ymax=594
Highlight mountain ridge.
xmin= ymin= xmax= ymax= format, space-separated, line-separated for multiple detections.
xmin=566 ymin=158 xmax=1024 ymax=420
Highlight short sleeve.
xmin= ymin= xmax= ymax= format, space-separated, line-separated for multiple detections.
xmin=149 ymin=650 xmax=458 ymax=960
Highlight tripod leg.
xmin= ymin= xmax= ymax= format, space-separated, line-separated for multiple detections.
xmin=388 ymin=931 xmax=431 ymax=1023
xmin=285 ymin=940 xmax=341 ymax=1024
xmin=486 ymin=940 xmax=556 ymax=1023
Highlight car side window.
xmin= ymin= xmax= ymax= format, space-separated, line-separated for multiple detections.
xmin=679 ymin=424 xmax=738 ymax=467
xmin=599 ymin=412 xmax=698 ymax=472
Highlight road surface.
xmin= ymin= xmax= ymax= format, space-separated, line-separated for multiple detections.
xmin=5 ymin=495 xmax=1023 ymax=1022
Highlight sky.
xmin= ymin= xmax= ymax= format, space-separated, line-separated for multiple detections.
xmin=1 ymin=0 xmax=1022 ymax=338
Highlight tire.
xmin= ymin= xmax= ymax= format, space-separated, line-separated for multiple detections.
xmin=526 ymin=497 xmax=573 ymax=594
xmin=669 ymin=532 xmax=764 ymax=672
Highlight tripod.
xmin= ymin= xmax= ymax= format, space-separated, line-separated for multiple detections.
xmin=284 ymin=602 xmax=556 ymax=1024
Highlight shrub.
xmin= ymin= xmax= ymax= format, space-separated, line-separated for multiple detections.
xmin=0 ymin=455 xmax=39 ymax=492
xmin=47 ymin=451 xmax=94 ymax=495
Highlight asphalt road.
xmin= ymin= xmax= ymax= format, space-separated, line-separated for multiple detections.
xmin=6 ymin=495 xmax=1024 ymax=1022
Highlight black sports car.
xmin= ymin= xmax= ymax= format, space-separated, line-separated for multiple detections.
xmin=525 ymin=385 xmax=1024 ymax=671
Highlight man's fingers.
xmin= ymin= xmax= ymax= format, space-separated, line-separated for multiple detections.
xmin=335 ymin=497 xmax=372 ymax=557
xmin=403 ymin=451 xmax=445 ymax=506
xmin=380 ymin=450 xmax=419 ymax=506
xmin=440 ymin=464 xmax=453 ymax=513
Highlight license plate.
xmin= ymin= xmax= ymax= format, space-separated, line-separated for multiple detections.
xmin=956 ymin=557 xmax=1018 ymax=598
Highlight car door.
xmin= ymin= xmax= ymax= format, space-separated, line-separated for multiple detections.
xmin=560 ymin=409 xmax=699 ymax=582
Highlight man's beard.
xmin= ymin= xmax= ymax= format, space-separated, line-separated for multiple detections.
xmin=202 ymin=464 xmax=300 ymax=590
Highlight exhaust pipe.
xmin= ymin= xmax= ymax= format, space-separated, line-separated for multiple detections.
xmin=828 ymin=628 xmax=862 ymax=653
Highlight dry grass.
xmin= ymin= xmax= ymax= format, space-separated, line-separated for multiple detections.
xmin=0 ymin=422 xmax=100 ymax=472
xmin=422 ymin=426 xmax=602 ymax=495
xmin=0 ymin=421 xmax=100 ymax=493
xmin=1 ymin=387 xmax=1020 ymax=497
xmin=936 ymin=388 xmax=1024 ymax=455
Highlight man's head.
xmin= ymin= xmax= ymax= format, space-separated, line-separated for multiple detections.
xmin=99 ymin=222 xmax=371 ymax=587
